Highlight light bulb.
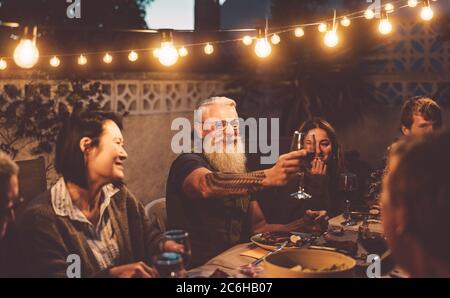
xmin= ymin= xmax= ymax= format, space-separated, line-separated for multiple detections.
xmin=294 ymin=27 xmax=305 ymax=37
xmin=13 ymin=39 xmax=39 ymax=69
xmin=318 ymin=23 xmax=327 ymax=33
xmin=0 ymin=59 xmax=7 ymax=70
xmin=178 ymin=47 xmax=188 ymax=57
xmin=103 ymin=53 xmax=113 ymax=64
xmin=408 ymin=0 xmax=418 ymax=8
xmin=364 ymin=9 xmax=375 ymax=20
xmin=420 ymin=6 xmax=434 ymax=21
xmin=254 ymin=38 xmax=272 ymax=58
xmin=270 ymin=34 xmax=280 ymax=45
xmin=50 ymin=56 xmax=60 ymax=67
xmin=379 ymin=19 xmax=393 ymax=35
xmin=153 ymin=48 xmax=160 ymax=58
xmin=385 ymin=3 xmax=394 ymax=13
xmin=128 ymin=51 xmax=138 ymax=62
xmin=324 ymin=30 xmax=339 ymax=48
xmin=158 ymin=41 xmax=179 ymax=66
xmin=204 ymin=43 xmax=214 ymax=55
xmin=78 ymin=54 xmax=87 ymax=65
xmin=242 ymin=35 xmax=253 ymax=46
xmin=341 ymin=17 xmax=351 ymax=27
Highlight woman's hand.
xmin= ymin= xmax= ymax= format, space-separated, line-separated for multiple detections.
xmin=310 ymin=158 xmax=327 ymax=176
xmin=108 ymin=262 xmax=159 ymax=278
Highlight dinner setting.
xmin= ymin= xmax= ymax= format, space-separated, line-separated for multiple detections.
xmin=1 ymin=0 xmax=450 ymax=282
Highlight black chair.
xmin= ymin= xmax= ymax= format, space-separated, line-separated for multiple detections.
xmin=16 ymin=156 xmax=47 ymax=203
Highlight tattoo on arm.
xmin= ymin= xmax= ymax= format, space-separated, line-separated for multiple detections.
xmin=203 ymin=171 xmax=266 ymax=197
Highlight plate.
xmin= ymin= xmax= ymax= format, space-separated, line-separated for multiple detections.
xmin=250 ymin=231 xmax=315 ymax=251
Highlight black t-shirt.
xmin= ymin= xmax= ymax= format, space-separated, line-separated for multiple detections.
xmin=165 ymin=153 xmax=249 ymax=268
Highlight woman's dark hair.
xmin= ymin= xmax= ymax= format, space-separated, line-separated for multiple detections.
xmin=297 ymin=117 xmax=345 ymax=175
xmin=387 ymin=130 xmax=450 ymax=265
xmin=55 ymin=109 xmax=123 ymax=188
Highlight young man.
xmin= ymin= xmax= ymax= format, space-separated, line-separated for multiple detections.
xmin=366 ymin=96 xmax=443 ymax=205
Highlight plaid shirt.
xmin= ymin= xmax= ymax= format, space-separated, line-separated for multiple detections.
xmin=51 ymin=178 xmax=121 ymax=270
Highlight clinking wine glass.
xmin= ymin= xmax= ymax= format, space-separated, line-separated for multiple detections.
xmin=164 ymin=229 xmax=192 ymax=268
xmin=289 ymin=131 xmax=315 ymax=200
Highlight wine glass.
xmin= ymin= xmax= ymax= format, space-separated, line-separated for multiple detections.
xmin=153 ymin=252 xmax=187 ymax=278
xmin=164 ymin=229 xmax=192 ymax=268
xmin=339 ymin=173 xmax=358 ymax=226
xmin=289 ymin=131 xmax=314 ymax=200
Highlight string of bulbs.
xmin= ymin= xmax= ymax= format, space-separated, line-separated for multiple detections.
xmin=0 ymin=0 xmax=439 ymax=69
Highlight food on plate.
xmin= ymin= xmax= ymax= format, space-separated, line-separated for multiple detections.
xmin=258 ymin=231 xmax=312 ymax=247
xmin=290 ymin=263 xmax=347 ymax=272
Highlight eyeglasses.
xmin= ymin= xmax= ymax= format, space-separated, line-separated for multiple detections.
xmin=200 ymin=119 xmax=240 ymax=131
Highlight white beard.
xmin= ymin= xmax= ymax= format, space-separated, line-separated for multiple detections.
xmin=203 ymin=138 xmax=247 ymax=173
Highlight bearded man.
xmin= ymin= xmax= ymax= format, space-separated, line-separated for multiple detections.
xmin=165 ymin=97 xmax=316 ymax=268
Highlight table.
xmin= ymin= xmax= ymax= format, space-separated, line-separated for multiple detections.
xmin=189 ymin=215 xmax=407 ymax=278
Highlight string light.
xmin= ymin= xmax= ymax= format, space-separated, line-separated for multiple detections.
xmin=420 ymin=0 xmax=434 ymax=21
xmin=270 ymin=33 xmax=280 ymax=45
xmin=49 ymin=56 xmax=60 ymax=67
xmin=128 ymin=50 xmax=138 ymax=62
xmin=103 ymin=53 xmax=113 ymax=64
xmin=0 ymin=58 xmax=7 ymax=70
xmin=364 ymin=8 xmax=375 ymax=19
xmin=379 ymin=12 xmax=393 ymax=35
xmin=13 ymin=26 xmax=39 ymax=69
xmin=254 ymin=28 xmax=271 ymax=58
xmin=294 ymin=27 xmax=305 ymax=37
xmin=324 ymin=10 xmax=339 ymax=48
xmin=153 ymin=48 xmax=160 ymax=58
xmin=385 ymin=3 xmax=395 ymax=13
xmin=204 ymin=43 xmax=214 ymax=55
xmin=178 ymin=47 xmax=188 ymax=57
xmin=340 ymin=17 xmax=351 ymax=27
xmin=318 ymin=23 xmax=328 ymax=33
xmin=78 ymin=54 xmax=87 ymax=65
xmin=408 ymin=0 xmax=418 ymax=8
xmin=242 ymin=35 xmax=253 ymax=46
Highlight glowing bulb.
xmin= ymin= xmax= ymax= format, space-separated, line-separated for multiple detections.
xmin=242 ymin=35 xmax=253 ymax=46
xmin=158 ymin=41 xmax=179 ymax=67
xmin=420 ymin=6 xmax=434 ymax=21
xmin=128 ymin=51 xmax=138 ymax=62
xmin=385 ymin=3 xmax=394 ymax=13
xmin=294 ymin=27 xmax=305 ymax=37
xmin=153 ymin=48 xmax=160 ymax=58
xmin=103 ymin=53 xmax=113 ymax=64
xmin=318 ymin=23 xmax=327 ymax=33
xmin=379 ymin=19 xmax=393 ymax=35
xmin=78 ymin=54 xmax=87 ymax=65
xmin=340 ymin=17 xmax=351 ymax=27
xmin=270 ymin=34 xmax=280 ymax=45
xmin=364 ymin=9 xmax=375 ymax=20
xmin=13 ymin=39 xmax=39 ymax=69
xmin=50 ymin=56 xmax=60 ymax=67
xmin=204 ymin=43 xmax=214 ymax=55
xmin=178 ymin=47 xmax=188 ymax=57
xmin=408 ymin=0 xmax=418 ymax=8
xmin=0 ymin=59 xmax=7 ymax=70
xmin=254 ymin=38 xmax=272 ymax=58
xmin=324 ymin=30 xmax=339 ymax=48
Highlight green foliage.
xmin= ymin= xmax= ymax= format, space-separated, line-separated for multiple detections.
xmin=0 ymin=80 xmax=106 ymax=159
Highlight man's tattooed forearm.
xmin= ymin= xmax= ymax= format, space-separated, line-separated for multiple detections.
xmin=204 ymin=171 xmax=266 ymax=197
